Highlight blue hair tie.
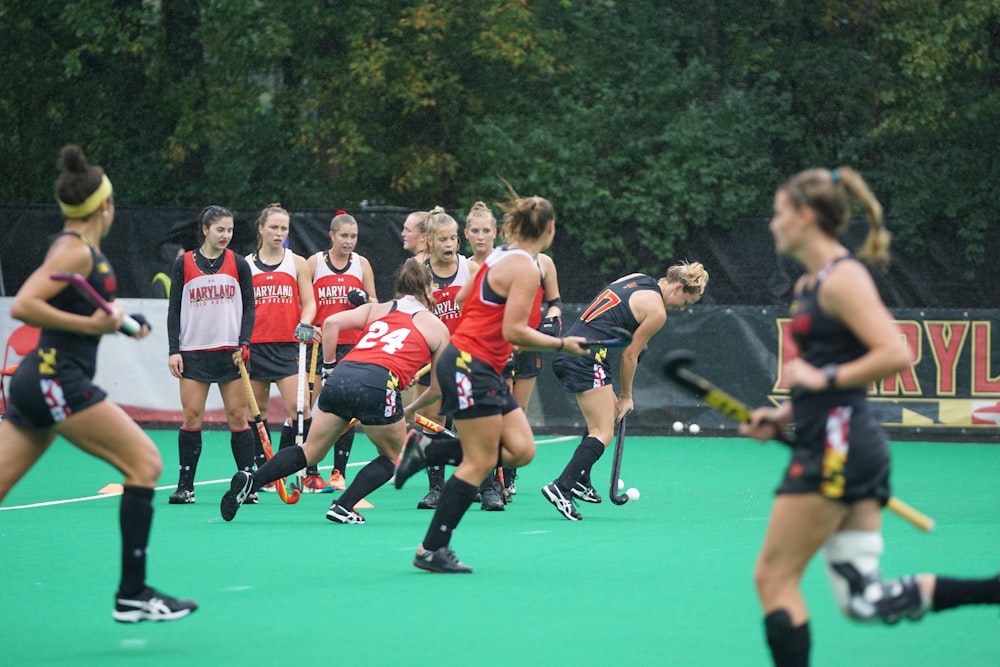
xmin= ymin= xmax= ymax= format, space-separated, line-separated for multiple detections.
xmin=830 ymin=168 xmax=840 ymax=184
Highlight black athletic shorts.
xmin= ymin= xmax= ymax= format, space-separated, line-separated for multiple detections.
xmin=512 ymin=349 xmax=542 ymax=380
xmin=248 ymin=342 xmax=298 ymax=381
xmin=5 ymin=352 xmax=107 ymax=429
xmin=180 ymin=348 xmax=240 ymax=383
xmin=777 ymin=393 xmax=891 ymax=505
xmin=551 ymin=348 xmax=610 ymax=394
xmin=318 ymin=361 xmax=403 ymax=426
xmin=436 ymin=344 xmax=519 ymax=419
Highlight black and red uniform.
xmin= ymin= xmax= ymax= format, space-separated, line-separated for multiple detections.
xmin=437 ymin=247 xmax=541 ymax=419
xmin=319 ymin=296 xmax=432 ymax=425
xmin=552 ymin=274 xmax=659 ymax=394
xmin=6 ymin=233 xmax=116 ymax=429
xmin=781 ymin=256 xmax=890 ymax=504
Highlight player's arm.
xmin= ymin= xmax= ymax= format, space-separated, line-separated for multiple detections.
xmin=615 ymin=291 xmax=666 ymax=418
xmin=293 ymin=253 xmax=316 ymax=332
xmin=320 ymin=303 xmax=376 ymax=363
xmin=817 ymin=260 xmax=912 ymax=388
xmin=539 ymin=253 xmax=562 ymax=319
xmin=360 ymin=255 xmax=378 ymax=303
xmin=11 ymin=236 xmax=121 ymax=335
xmin=235 ymin=254 xmax=256 ymax=346
xmin=404 ymin=314 xmax=450 ymax=419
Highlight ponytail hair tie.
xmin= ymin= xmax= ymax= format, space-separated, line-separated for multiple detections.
xmin=830 ymin=169 xmax=840 ymax=184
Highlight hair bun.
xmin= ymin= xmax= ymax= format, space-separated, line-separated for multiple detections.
xmin=60 ymin=144 xmax=88 ymax=173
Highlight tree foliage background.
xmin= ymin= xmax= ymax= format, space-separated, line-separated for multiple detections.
xmin=1 ymin=0 xmax=997 ymax=280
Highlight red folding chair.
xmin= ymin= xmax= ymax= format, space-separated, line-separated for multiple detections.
xmin=1 ymin=324 xmax=41 ymax=415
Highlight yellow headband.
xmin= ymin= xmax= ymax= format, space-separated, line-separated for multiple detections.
xmin=58 ymin=174 xmax=113 ymax=219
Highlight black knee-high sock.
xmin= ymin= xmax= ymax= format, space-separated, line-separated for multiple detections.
xmin=231 ymin=428 xmax=256 ymax=473
xmin=502 ymin=467 xmax=516 ymax=484
xmin=176 ymin=428 xmax=202 ymax=490
xmin=250 ymin=419 xmax=271 ymax=470
xmin=555 ymin=436 xmax=605 ymax=491
xmin=422 ymin=475 xmax=478 ymax=552
xmin=252 ymin=446 xmax=307 ymax=492
xmin=764 ymin=610 xmax=810 ymax=667
xmin=425 ymin=435 xmax=464 ymax=467
xmin=277 ymin=421 xmax=295 ymax=451
xmin=333 ymin=425 xmax=356 ymax=475
xmin=425 ymin=464 xmax=446 ymax=489
xmin=337 ymin=456 xmax=395 ymax=510
xmin=118 ymin=486 xmax=154 ymax=597
xmin=932 ymin=575 xmax=1000 ymax=611
xmin=290 ymin=417 xmax=319 ymax=475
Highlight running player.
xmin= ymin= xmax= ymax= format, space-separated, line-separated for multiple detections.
xmin=307 ymin=211 xmax=377 ymax=491
xmin=0 ymin=144 xmax=197 ymax=622
xmin=414 ymin=207 xmax=480 ymax=510
xmin=542 ymin=261 xmax=708 ymax=520
xmin=741 ymin=167 xmax=1000 ymax=666
xmin=220 ymin=259 xmax=449 ymax=524
xmin=245 ymin=203 xmax=317 ymax=487
xmin=395 ymin=186 xmax=590 ymax=573
xmin=166 ymin=205 xmax=256 ymax=505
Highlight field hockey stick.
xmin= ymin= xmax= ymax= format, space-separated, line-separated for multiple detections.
xmin=661 ymin=350 xmax=935 ymax=532
xmin=581 ymin=326 xmax=633 ymax=348
xmin=236 ymin=357 xmax=300 ymax=504
xmin=50 ymin=272 xmax=141 ymax=335
xmin=293 ymin=341 xmax=308 ymax=491
xmin=308 ymin=340 xmax=319 ymax=401
xmin=414 ymin=413 xmax=456 ymax=438
xmin=609 ymin=414 xmax=630 ymax=505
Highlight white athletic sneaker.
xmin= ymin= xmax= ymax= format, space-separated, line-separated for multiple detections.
xmin=113 ymin=586 xmax=198 ymax=623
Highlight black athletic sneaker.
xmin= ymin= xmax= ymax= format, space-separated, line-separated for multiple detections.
xmin=572 ymin=480 xmax=603 ymax=504
xmin=417 ymin=486 xmax=441 ymax=510
xmin=413 ymin=545 xmax=472 ymax=574
xmin=542 ymin=482 xmax=582 ymax=520
xmin=480 ymin=479 xmax=505 ymax=511
xmin=168 ymin=488 xmax=195 ymax=504
xmin=220 ymin=471 xmax=253 ymax=522
xmin=394 ymin=430 xmax=430 ymax=489
xmin=113 ymin=586 xmax=198 ymax=623
xmin=326 ymin=504 xmax=365 ymax=524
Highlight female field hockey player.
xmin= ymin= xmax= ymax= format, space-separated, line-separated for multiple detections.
xmin=307 ymin=210 xmax=378 ymax=491
xmin=464 ymin=200 xmax=498 ymax=265
xmin=394 ymin=187 xmax=590 ymax=574
xmin=220 ymin=259 xmax=449 ymax=524
xmin=0 ymin=144 xmax=197 ymax=622
xmin=414 ymin=206 xmax=481 ymax=510
xmin=166 ymin=205 xmax=256 ymax=505
xmin=740 ymin=167 xmax=1000 ymax=667
xmin=245 ymin=203 xmax=317 ymax=485
xmin=542 ymin=261 xmax=708 ymax=520
xmin=400 ymin=209 xmax=430 ymax=264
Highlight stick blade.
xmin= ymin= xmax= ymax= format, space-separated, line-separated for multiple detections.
xmin=661 ymin=349 xmax=696 ymax=379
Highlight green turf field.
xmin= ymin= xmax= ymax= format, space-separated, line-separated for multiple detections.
xmin=1 ymin=431 xmax=997 ymax=666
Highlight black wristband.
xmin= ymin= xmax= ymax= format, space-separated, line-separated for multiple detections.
xmin=822 ymin=363 xmax=838 ymax=389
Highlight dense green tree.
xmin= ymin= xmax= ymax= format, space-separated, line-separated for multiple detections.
xmin=0 ymin=0 xmax=995 ymax=278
